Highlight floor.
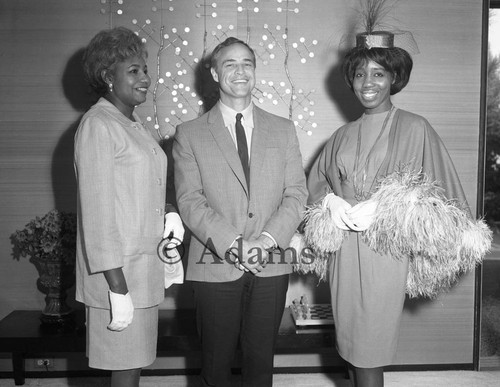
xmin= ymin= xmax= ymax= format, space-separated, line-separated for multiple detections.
xmin=1 ymin=371 xmax=500 ymax=387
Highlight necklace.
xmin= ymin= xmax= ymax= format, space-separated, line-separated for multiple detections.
xmin=352 ymin=106 xmax=394 ymax=201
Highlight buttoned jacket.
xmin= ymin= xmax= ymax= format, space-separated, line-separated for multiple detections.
xmin=173 ymin=104 xmax=308 ymax=282
xmin=74 ymin=98 xmax=167 ymax=308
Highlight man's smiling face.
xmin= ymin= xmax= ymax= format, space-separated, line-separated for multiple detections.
xmin=211 ymin=42 xmax=256 ymax=108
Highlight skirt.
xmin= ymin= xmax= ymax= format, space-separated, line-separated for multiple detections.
xmin=331 ymin=232 xmax=409 ymax=368
xmin=86 ymin=305 xmax=159 ymax=370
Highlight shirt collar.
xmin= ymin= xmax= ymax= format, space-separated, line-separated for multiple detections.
xmin=218 ymin=101 xmax=254 ymax=129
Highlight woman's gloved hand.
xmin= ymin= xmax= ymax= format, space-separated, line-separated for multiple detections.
xmin=346 ymin=199 xmax=378 ymax=232
xmin=163 ymin=212 xmax=185 ymax=246
xmin=107 ymin=290 xmax=134 ymax=331
xmin=322 ymin=193 xmax=356 ymax=230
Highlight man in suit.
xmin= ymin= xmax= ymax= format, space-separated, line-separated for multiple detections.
xmin=173 ymin=37 xmax=308 ymax=387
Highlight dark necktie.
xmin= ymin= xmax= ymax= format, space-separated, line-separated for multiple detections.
xmin=235 ymin=113 xmax=250 ymax=188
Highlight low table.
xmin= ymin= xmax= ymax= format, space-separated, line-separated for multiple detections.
xmin=0 ymin=308 xmax=336 ymax=385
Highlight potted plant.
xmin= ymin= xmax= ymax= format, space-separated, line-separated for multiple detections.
xmin=11 ymin=209 xmax=77 ymax=324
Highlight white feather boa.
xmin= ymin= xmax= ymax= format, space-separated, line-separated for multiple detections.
xmin=293 ymin=168 xmax=492 ymax=298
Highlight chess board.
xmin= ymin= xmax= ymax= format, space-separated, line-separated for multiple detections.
xmin=289 ymin=303 xmax=334 ymax=327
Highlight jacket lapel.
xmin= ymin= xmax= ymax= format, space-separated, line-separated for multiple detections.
xmin=207 ymin=107 xmax=249 ymax=196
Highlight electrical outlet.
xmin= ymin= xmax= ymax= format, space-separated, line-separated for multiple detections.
xmin=34 ymin=358 xmax=55 ymax=369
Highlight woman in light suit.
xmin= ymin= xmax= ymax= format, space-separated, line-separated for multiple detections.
xmin=74 ymin=27 xmax=184 ymax=387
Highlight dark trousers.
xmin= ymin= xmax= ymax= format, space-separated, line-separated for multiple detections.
xmin=193 ymin=273 xmax=289 ymax=387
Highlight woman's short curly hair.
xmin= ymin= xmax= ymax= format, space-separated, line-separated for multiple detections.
xmin=83 ymin=27 xmax=148 ymax=96
xmin=342 ymin=47 xmax=413 ymax=95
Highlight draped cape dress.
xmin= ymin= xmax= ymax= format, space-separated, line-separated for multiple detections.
xmin=307 ymin=108 xmax=468 ymax=367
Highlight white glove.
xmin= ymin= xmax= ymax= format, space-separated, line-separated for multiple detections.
xmin=346 ymin=199 xmax=378 ymax=232
xmin=322 ymin=193 xmax=355 ymax=230
xmin=164 ymin=246 xmax=184 ymax=289
xmin=163 ymin=212 xmax=185 ymax=246
xmin=107 ymin=291 xmax=134 ymax=332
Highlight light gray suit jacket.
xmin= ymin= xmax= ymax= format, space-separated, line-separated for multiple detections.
xmin=173 ymin=104 xmax=308 ymax=282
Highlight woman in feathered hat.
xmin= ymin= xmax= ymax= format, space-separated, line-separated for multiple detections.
xmin=305 ymin=20 xmax=470 ymax=387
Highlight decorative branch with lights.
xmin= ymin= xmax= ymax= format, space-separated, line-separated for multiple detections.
xmin=255 ymin=0 xmax=317 ymax=136
xmin=98 ymin=0 xmax=319 ymax=138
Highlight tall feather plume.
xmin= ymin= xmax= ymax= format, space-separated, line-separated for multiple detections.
xmin=359 ymin=0 xmax=394 ymax=33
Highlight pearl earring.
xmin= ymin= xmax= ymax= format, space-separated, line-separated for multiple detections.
xmin=108 ymin=83 xmax=113 ymax=92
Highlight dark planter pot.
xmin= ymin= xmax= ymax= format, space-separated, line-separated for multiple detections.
xmin=32 ymin=258 xmax=75 ymax=325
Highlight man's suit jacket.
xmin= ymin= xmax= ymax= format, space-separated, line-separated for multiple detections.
xmin=173 ymin=104 xmax=308 ymax=283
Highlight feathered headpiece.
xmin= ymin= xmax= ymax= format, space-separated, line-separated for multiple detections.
xmin=340 ymin=0 xmax=419 ymax=54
